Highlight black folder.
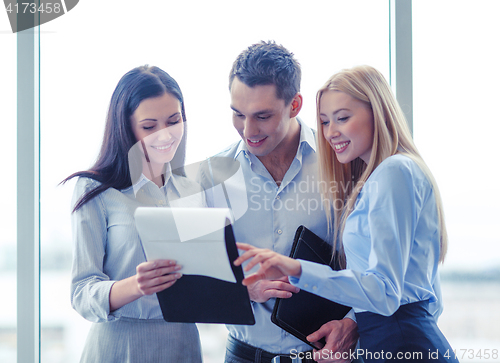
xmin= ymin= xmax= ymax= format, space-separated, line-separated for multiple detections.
xmin=155 ymin=224 xmax=255 ymax=325
xmin=271 ymin=226 xmax=351 ymax=349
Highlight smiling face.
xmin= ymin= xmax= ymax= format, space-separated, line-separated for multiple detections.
xmin=230 ymin=77 xmax=300 ymax=158
xmin=319 ymin=90 xmax=374 ymax=164
xmin=130 ymin=92 xmax=184 ymax=176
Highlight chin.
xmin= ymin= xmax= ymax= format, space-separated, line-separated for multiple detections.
xmin=251 ymin=148 xmax=273 ymax=158
xmin=246 ymin=144 xmax=269 ymax=157
xmin=335 ymin=156 xmax=352 ymax=164
xmin=150 ymin=155 xmax=175 ymax=166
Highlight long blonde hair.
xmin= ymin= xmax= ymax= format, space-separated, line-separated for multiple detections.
xmin=316 ymin=65 xmax=447 ymax=267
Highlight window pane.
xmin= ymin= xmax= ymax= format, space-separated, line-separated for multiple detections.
xmin=40 ymin=1 xmax=389 ymax=361
xmin=0 ymin=29 xmax=17 ymax=363
xmin=413 ymin=0 xmax=500 ymax=355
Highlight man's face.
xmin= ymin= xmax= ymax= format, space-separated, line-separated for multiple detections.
xmin=230 ymin=78 xmax=294 ymax=157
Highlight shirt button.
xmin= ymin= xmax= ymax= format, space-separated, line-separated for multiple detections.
xmin=276 ymin=195 xmax=280 ymax=200
xmin=312 ymin=286 xmax=317 ymax=290
xmin=277 ymin=229 xmax=283 ymax=235
xmin=304 ymin=284 xmax=309 ymax=288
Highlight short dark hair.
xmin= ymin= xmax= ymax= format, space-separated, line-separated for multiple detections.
xmin=62 ymin=65 xmax=187 ymax=211
xmin=229 ymin=41 xmax=301 ymax=105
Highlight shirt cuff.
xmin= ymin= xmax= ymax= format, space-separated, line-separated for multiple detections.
xmin=289 ymin=259 xmax=326 ymax=293
xmin=290 ymin=260 xmax=357 ymax=322
xmin=343 ymin=308 xmax=357 ymax=323
xmin=81 ymin=280 xmax=117 ymax=322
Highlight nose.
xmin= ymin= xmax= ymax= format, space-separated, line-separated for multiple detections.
xmin=156 ymin=125 xmax=172 ymax=141
xmin=324 ymin=122 xmax=340 ymax=140
xmin=242 ymin=119 xmax=259 ymax=139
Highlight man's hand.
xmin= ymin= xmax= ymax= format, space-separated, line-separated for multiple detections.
xmin=307 ymin=318 xmax=358 ymax=363
xmin=247 ymin=276 xmax=300 ymax=303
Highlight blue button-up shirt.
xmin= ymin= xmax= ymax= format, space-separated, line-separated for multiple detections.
xmin=197 ymin=119 xmax=331 ymax=354
xmin=291 ymin=155 xmax=443 ymax=319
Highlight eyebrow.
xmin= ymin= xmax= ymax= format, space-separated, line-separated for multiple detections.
xmin=138 ymin=112 xmax=181 ymax=123
xmin=254 ymin=110 xmax=273 ymax=116
xmin=230 ymin=106 xmax=274 ymax=116
xmin=320 ymin=108 xmax=350 ymax=117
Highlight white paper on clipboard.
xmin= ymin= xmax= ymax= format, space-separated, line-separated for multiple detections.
xmin=134 ymin=207 xmax=237 ymax=283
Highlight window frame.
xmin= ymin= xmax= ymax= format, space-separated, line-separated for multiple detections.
xmin=17 ymin=25 xmax=41 ymax=363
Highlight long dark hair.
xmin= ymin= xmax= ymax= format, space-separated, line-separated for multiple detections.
xmin=62 ymin=65 xmax=187 ymax=212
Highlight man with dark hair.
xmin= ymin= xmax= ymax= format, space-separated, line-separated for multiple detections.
xmin=198 ymin=41 xmax=358 ymax=363
xmin=228 ymin=41 xmax=301 ymax=106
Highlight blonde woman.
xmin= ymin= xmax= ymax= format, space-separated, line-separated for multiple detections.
xmin=235 ymin=66 xmax=458 ymax=362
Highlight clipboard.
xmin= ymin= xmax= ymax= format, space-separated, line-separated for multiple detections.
xmin=271 ymin=226 xmax=351 ymax=349
xmin=134 ymin=207 xmax=255 ymax=325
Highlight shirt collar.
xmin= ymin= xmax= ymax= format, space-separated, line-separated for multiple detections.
xmin=131 ymin=163 xmax=176 ymax=197
xmin=297 ymin=117 xmax=317 ymax=153
xmin=235 ymin=138 xmax=248 ymax=160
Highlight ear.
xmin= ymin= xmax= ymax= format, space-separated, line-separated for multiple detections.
xmin=289 ymin=93 xmax=303 ymax=118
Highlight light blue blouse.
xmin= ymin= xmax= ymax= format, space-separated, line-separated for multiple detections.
xmin=70 ymin=172 xmax=206 ymax=323
xmin=291 ymin=154 xmax=443 ymax=318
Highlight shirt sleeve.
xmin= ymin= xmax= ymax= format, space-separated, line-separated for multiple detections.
xmin=70 ymin=178 xmax=116 ymax=322
xmin=291 ymin=161 xmax=419 ymax=316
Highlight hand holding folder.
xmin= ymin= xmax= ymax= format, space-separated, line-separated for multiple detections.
xmin=235 ymin=226 xmax=352 ymax=348
xmin=134 ymin=207 xmax=255 ymax=325
xmin=271 ymin=226 xmax=351 ymax=349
